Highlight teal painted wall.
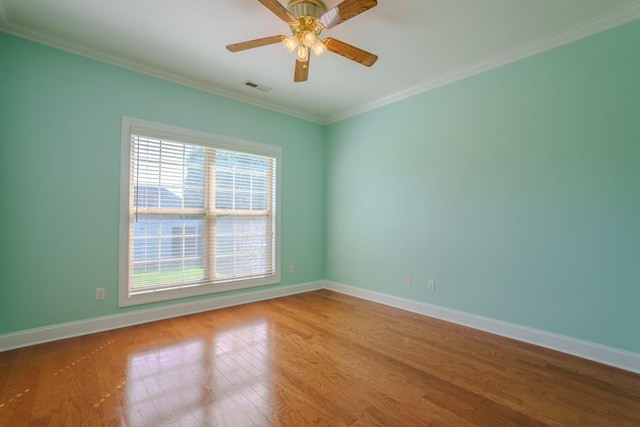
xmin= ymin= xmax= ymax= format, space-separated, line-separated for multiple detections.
xmin=325 ymin=20 xmax=640 ymax=353
xmin=2 ymin=19 xmax=640 ymax=355
xmin=0 ymin=33 xmax=325 ymax=334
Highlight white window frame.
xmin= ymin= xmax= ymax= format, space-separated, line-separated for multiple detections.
xmin=119 ymin=117 xmax=281 ymax=307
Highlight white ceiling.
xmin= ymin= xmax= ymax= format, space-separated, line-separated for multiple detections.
xmin=1 ymin=0 xmax=639 ymax=123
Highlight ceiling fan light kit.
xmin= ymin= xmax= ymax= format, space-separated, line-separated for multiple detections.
xmin=226 ymin=0 xmax=378 ymax=82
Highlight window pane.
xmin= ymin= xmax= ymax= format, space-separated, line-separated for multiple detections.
xmin=132 ymin=137 xmax=205 ymax=210
xmin=216 ymin=235 xmax=234 ymax=256
xmin=235 ymin=173 xmax=251 ymax=190
xmin=215 ymin=256 xmax=234 ymax=280
xmin=252 ymin=175 xmax=267 ymax=193
xmin=131 ymin=214 xmax=205 ymax=289
xmin=184 ymin=147 xmax=205 ymax=209
xmin=237 ymin=156 xmax=253 ymax=171
xmin=213 ymin=151 xmax=271 ymax=213
xmin=234 ymin=192 xmax=251 ymax=210
xmin=214 ymin=215 xmax=271 ymax=281
xmin=216 ymin=170 xmax=233 ymax=189
xmin=252 ymin=193 xmax=267 ymax=211
xmin=216 ymin=191 xmax=233 ymax=210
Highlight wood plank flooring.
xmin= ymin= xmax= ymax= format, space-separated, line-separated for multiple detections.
xmin=1 ymin=289 xmax=639 ymax=426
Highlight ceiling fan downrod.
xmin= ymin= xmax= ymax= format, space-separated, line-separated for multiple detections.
xmin=287 ymin=0 xmax=327 ymax=19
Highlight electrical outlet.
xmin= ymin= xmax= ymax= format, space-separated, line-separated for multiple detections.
xmin=96 ymin=288 xmax=105 ymax=300
xmin=404 ymin=275 xmax=411 ymax=286
xmin=428 ymin=279 xmax=436 ymax=291
xmin=289 ymin=265 xmax=295 ymax=274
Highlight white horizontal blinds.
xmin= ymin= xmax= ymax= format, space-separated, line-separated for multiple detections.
xmin=212 ymin=150 xmax=276 ymax=283
xmin=129 ymin=135 xmax=206 ymax=294
xmin=128 ymin=134 xmax=276 ymax=295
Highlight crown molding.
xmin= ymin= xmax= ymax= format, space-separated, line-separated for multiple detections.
xmin=0 ymin=9 xmax=323 ymax=124
xmin=325 ymin=2 xmax=640 ymax=124
xmin=2 ymin=0 xmax=639 ymax=126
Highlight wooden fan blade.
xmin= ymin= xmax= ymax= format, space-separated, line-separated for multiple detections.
xmin=324 ymin=38 xmax=378 ymax=67
xmin=319 ymin=0 xmax=377 ymax=30
xmin=226 ymin=35 xmax=286 ymax=52
xmin=294 ymin=58 xmax=310 ymax=82
xmin=258 ymin=0 xmax=297 ymax=24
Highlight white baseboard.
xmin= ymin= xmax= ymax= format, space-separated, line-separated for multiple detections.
xmin=3 ymin=279 xmax=639 ymax=375
xmin=0 ymin=281 xmax=323 ymax=352
xmin=324 ymin=281 xmax=640 ymax=374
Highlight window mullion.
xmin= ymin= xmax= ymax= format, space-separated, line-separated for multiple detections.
xmin=266 ymin=158 xmax=274 ymax=272
xmin=206 ymin=147 xmax=216 ymax=284
xmin=181 ymin=144 xmax=187 ymax=283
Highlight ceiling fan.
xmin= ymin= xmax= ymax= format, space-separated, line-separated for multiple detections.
xmin=226 ymin=0 xmax=378 ymax=82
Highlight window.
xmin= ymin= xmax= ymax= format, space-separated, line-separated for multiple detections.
xmin=119 ymin=117 xmax=281 ymax=307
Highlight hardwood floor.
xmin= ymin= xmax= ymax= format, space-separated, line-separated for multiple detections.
xmin=1 ymin=290 xmax=639 ymax=426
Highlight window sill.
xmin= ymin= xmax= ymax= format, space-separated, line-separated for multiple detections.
xmin=118 ymin=274 xmax=281 ymax=307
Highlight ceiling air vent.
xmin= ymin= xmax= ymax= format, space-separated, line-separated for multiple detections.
xmin=244 ymin=81 xmax=272 ymax=93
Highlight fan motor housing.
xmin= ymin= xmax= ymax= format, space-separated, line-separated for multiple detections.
xmin=288 ymin=0 xmax=327 ymax=18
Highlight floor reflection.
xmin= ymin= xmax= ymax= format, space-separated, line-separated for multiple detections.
xmin=125 ymin=320 xmax=272 ymax=426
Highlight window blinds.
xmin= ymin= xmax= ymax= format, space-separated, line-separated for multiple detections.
xmin=128 ymin=134 xmax=277 ymax=296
